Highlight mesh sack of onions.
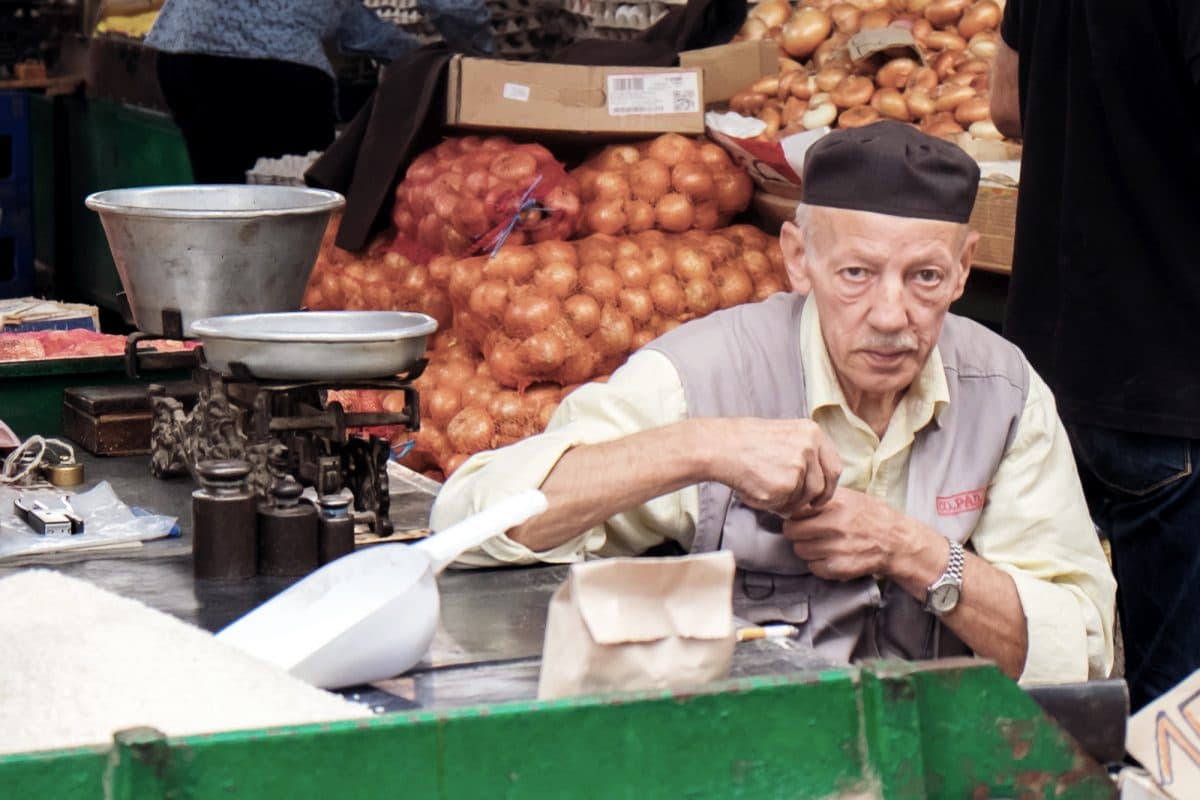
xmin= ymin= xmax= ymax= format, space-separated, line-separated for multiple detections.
xmin=572 ymin=134 xmax=754 ymax=237
xmin=386 ymin=340 xmax=602 ymax=478
xmin=391 ymin=136 xmax=582 ymax=259
xmin=302 ymin=215 xmax=454 ymax=348
xmin=445 ymin=226 xmax=789 ymax=390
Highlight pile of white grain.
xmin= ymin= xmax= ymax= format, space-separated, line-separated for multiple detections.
xmin=0 ymin=570 xmax=370 ymax=756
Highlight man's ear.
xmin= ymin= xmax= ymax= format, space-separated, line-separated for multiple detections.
xmin=951 ymin=230 xmax=979 ymax=302
xmin=780 ymin=221 xmax=812 ymax=295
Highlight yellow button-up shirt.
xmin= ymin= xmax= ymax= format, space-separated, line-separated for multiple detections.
xmin=431 ymin=301 xmax=1116 ymax=684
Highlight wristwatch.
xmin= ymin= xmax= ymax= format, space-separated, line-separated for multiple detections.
xmin=924 ymin=540 xmax=965 ymax=617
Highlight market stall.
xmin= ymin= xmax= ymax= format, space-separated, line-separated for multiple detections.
xmin=0 ymin=1 xmax=1139 ymax=797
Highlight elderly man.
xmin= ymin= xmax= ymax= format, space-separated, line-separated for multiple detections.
xmin=431 ymin=122 xmax=1115 ymax=684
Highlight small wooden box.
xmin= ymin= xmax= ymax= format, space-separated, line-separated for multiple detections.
xmin=62 ymin=383 xmax=198 ymax=456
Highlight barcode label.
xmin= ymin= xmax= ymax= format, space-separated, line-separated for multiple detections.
xmin=502 ymin=82 xmax=531 ymax=102
xmin=607 ymin=73 xmax=700 ymax=117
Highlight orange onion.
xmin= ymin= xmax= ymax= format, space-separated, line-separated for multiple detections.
xmin=629 ymin=159 xmax=671 ymax=203
xmin=626 ymin=200 xmax=656 ymax=232
xmin=468 ymin=280 xmax=508 ymax=322
xmin=535 ymin=260 xmax=578 ymax=299
xmin=618 ymin=288 xmax=655 ymax=325
xmin=954 ymin=96 xmax=991 ymax=125
xmin=648 ymin=134 xmax=698 ymax=167
xmin=829 ymin=3 xmax=863 ymax=33
xmin=615 ymin=257 xmax=652 ymax=289
xmin=782 ymin=8 xmax=833 ymax=58
xmin=839 ymin=106 xmax=882 ymax=127
xmin=925 ymin=30 xmax=967 ymax=51
xmin=713 ymin=172 xmax=753 ymax=214
xmin=446 ymin=406 xmax=494 ymax=454
xmin=649 ymin=274 xmax=686 ymax=317
xmin=933 ymin=83 xmax=976 ymax=112
xmin=871 ymin=88 xmax=910 ymax=121
xmin=958 ymin=0 xmax=1000 ymax=39
xmin=585 ymin=199 xmax=627 ymax=236
xmin=564 ymin=294 xmax=602 ymax=336
xmin=671 ymin=163 xmax=716 ymax=201
xmin=924 ymin=0 xmax=968 ymax=26
xmin=876 ymin=57 xmax=918 ymax=90
xmin=592 ymin=170 xmax=630 ymax=200
xmin=752 ymin=0 xmax=792 ymax=28
xmin=520 ymin=331 xmax=568 ymax=373
xmin=684 ymin=279 xmax=719 ymax=317
xmin=714 ymin=267 xmax=755 ymax=308
xmin=593 ymin=307 xmax=634 ymax=357
xmin=655 ymin=193 xmax=696 ymax=233
xmin=860 ymin=8 xmax=892 ymax=28
xmin=693 ymin=201 xmax=722 ymax=231
xmin=579 ymin=263 xmax=621 ymax=305
xmin=905 ymin=89 xmax=936 ymax=119
xmin=597 ymin=145 xmax=641 ymax=171
xmin=674 ymin=248 xmax=714 ymax=281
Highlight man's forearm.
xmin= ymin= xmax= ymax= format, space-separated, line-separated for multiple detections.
xmin=508 ymin=419 xmax=711 ymax=552
xmin=891 ymin=522 xmax=1029 ymax=678
xmin=990 ymin=40 xmax=1022 ymax=139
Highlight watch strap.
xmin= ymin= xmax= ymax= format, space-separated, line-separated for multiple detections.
xmin=924 ymin=539 xmax=965 ymax=614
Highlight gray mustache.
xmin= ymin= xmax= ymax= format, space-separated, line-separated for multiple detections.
xmin=858 ymin=333 xmax=919 ymax=352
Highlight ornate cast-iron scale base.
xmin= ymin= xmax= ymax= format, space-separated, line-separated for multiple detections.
xmin=137 ymin=339 xmax=423 ymax=537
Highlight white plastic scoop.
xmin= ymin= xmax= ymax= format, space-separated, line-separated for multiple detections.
xmin=216 ymin=490 xmax=548 ymax=689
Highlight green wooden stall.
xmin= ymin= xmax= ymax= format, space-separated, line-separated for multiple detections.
xmin=0 ymin=660 xmax=1114 ymax=799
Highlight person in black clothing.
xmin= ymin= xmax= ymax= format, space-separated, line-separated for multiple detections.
xmin=992 ymin=1 xmax=1200 ymax=710
xmin=147 ymin=0 xmax=493 ymax=184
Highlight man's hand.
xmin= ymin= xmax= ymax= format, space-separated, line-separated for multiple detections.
xmin=707 ymin=418 xmax=843 ymax=517
xmin=783 ymin=488 xmax=942 ymax=582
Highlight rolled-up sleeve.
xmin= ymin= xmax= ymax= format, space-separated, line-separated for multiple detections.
xmin=430 ymin=350 xmax=697 ymax=568
xmin=970 ymin=368 xmax=1117 ymax=683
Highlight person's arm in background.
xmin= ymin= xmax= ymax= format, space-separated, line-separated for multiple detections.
xmin=336 ymin=2 xmax=420 ymax=62
xmin=990 ymin=0 xmax=1022 ymax=140
xmin=417 ymin=0 xmax=496 ymax=54
xmin=990 ymin=42 xmax=1021 ymax=139
xmin=1171 ymin=0 xmax=1200 ymax=87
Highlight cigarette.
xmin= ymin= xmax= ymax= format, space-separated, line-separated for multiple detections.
xmin=736 ymin=624 xmax=799 ymax=642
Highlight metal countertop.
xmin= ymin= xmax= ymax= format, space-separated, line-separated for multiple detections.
xmin=0 ymin=451 xmax=833 ymax=713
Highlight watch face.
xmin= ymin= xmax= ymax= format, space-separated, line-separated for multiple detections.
xmin=930 ymin=584 xmax=961 ymax=614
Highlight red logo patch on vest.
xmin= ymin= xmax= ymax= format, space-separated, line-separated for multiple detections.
xmin=936 ymin=487 xmax=988 ymax=516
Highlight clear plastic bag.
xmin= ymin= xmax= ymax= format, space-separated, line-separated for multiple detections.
xmin=0 ymin=481 xmax=178 ymax=563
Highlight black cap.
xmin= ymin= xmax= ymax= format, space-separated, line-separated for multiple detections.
xmin=801 ymin=121 xmax=980 ymax=224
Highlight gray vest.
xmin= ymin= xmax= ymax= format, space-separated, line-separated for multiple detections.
xmin=646 ymin=293 xmax=1029 ymax=664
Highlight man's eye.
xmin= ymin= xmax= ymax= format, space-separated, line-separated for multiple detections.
xmin=914 ymin=268 xmax=943 ymax=285
xmin=840 ymin=267 xmax=869 ymax=281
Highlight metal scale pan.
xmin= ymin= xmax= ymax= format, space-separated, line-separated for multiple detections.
xmin=189 ymin=311 xmax=437 ymax=382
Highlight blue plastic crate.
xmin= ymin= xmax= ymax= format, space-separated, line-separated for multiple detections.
xmin=0 ymin=91 xmax=32 ymax=191
xmin=0 ymin=211 xmax=34 ymax=299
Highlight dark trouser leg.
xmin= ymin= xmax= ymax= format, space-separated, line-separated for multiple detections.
xmin=1068 ymin=423 xmax=1200 ymax=711
xmin=155 ymin=52 xmax=335 ymax=184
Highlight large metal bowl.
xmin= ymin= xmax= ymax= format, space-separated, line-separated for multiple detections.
xmin=86 ymin=185 xmax=345 ymax=337
xmin=190 ymin=311 xmax=438 ymax=381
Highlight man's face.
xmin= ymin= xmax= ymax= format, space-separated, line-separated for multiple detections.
xmin=780 ymin=206 xmax=977 ymax=400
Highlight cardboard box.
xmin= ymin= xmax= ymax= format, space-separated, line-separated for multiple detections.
xmin=968 ymin=183 xmax=1017 ymax=275
xmin=445 ymin=56 xmax=705 ymax=137
xmin=679 ymin=40 xmax=777 ymax=106
xmin=0 ymin=298 xmax=100 ymax=333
